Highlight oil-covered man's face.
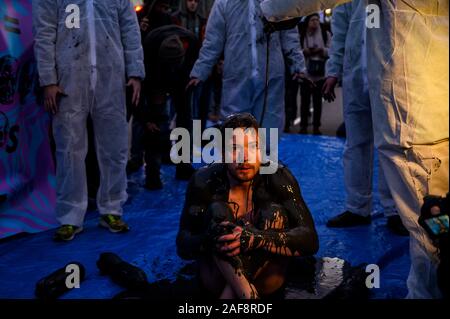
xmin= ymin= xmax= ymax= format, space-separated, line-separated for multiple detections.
xmin=186 ymin=0 xmax=199 ymax=13
xmin=226 ymin=127 xmax=261 ymax=183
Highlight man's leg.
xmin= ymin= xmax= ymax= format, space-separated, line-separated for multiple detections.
xmin=91 ymin=90 xmax=128 ymax=222
xmin=172 ymin=87 xmax=195 ymax=180
xmin=127 ymin=115 xmax=145 ymax=172
xmin=378 ymin=160 xmax=409 ymax=236
xmin=378 ymin=141 xmax=449 ymax=298
xmin=312 ymin=79 xmax=324 ymax=134
xmin=327 ymin=95 xmax=374 ymax=227
xmin=52 ymin=94 xmax=89 ymax=228
xmin=299 ymin=82 xmax=312 ymax=132
xmin=252 ymin=203 xmax=289 ymax=296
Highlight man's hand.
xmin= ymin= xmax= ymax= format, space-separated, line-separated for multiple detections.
xmin=127 ymin=77 xmax=141 ymax=107
xmin=216 ymin=221 xmax=245 ymax=257
xmin=146 ymin=122 xmax=160 ymax=133
xmin=44 ymin=85 xmax=66 ymax=115
xmin=322 ymin=76 xmax=338 ymax=102
xmin=185 ymin=77 xmax=201 ymax=91
xmin=310 ymin=47 xmax=325 ymax=55
xmin=303 ymin=48 xmax=312 ymax=57
xmin=295 ymin=72 xmax=316 ymax=88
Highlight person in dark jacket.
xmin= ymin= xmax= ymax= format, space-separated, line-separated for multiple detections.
xmin=141 ymin=25 xmax=200 ymax=189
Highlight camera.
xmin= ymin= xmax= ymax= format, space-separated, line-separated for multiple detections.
xmin=420 ymin=193 xmax=449 ymax=298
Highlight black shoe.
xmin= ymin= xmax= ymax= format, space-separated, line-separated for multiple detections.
xmin=126 ymin=160 xmax=143 ymax=174
xmin=313 ymin=127 xmax=322 ymax=135
xmin=299 ymin=127 xmax=308 ymax=134
xmin=386 ymin=215 xmax=409 ymax=236
xmin=175 ymin=163 xmax=196 ymax=180
xmin=327 ymin=211 xmax=371 ymax=228
xmin=145 ymin=174 xmax=163 ymax=190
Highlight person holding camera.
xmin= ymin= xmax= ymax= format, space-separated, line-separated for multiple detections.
xmin=176 ymin=113 xmax=319 ymax=299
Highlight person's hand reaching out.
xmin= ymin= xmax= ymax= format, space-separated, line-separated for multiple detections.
xmin=127 ymin=77 xmax=141 ymax=107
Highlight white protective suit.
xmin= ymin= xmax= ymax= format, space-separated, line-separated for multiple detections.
xmin=33 ymin=0 xmax=145 ymax=226
xmin=261 ymin=0 xmax=449 ymax=298
xmin=326 ymin=1 xmax=397 ymax=218
xmin=190 ymin=0 xmax=306 ymax=131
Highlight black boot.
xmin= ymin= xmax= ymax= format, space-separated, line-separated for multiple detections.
xmin=175 ymin=163 xmax=196 ymax=181
xmin=145 ymin=171 xmax=163 ymax=190
xmin=386 ymin=215 xmax=409 ymax=236
xmin=327 ymin=211 xmax=371 ymax=228
xmin=126 ymin=160 xmax=143 ymax=175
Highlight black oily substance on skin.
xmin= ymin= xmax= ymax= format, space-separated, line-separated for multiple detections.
xmin=176 ymin=163 xmax=319 ymax=294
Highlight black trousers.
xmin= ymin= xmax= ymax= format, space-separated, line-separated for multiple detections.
xmin=284 ymin=75 xmax=299 ymax=130
xmin=300 ymin=78 xmax=325 ymax=129
xmin=144 ymin=86 xmax=192 ymax=178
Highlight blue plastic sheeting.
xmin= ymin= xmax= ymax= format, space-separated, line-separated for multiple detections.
xmin=0 ymin=134 xmax=409 ymax=299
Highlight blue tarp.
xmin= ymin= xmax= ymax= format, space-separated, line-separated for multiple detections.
xmin=0 ymin=134 xmax=410 ymax=299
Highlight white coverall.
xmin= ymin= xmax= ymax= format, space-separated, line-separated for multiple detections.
xmin=33 ymin=0 xmax=145 ymax=226
xmin=326 ymin=1 xmax=397 ymax=218
xmin=261 ymin=0 xmax=449 ymax=298
xmin=190 ymin=0 xmax=306 ymax=131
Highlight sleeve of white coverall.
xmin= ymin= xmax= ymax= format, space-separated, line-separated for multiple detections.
xmin=280 ymin=28 xmax=307 ymax=75
xmin=325 ymin=4 xmax=350 ymax=80
xmin=32 ymin=0 xmax=58 ymax=87
xmin=118 ymin=0 xmax=145 ymax=80
xmin=190 ymin=0 xmax=226 ymax=81
xmin=260 ymin=0 xmax=350 ymax=22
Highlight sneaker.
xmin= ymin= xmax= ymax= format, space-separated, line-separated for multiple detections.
xmin=99 ymin=214 xmax=130 ymax=233
xmin=386 ymin=215 xmax=409 ymax=236
xmin=145 ymin=175 xmax=163 ymax=190
xmin=326 ymin=211 xmax=371 ymax=228
xmin=175 ymin=163 xmax=196 ymax=180
xmin=54 ymin=225 xmax=83 ymax=241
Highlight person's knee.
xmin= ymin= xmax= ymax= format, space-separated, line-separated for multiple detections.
xmin=199 ymin=258 xmax=226 ymax=297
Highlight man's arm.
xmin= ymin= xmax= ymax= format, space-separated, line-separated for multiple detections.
xmin=176 ymin=175 xmax=210 ymax=260
xmin=219 ymin=166 xmax=319 ymax=257
xmin=248 ymin=166 xmax=319 ymax=256
xmin=280 ymin=27 xmax=307 ymax=75
xmin=118 ymin=0 xmax=145 ymax=80
xmin=32 ymin=0 xmax=58 ymax=87
xmin=326 ymin=3 xmax=351 ymax=80
xmin=189 ymin=0 xmax=227 ymax=81
xmin=260 ymin=0 xmax=350 ymax=22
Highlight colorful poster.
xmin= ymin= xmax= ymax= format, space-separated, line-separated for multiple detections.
xmin=0 ymin=0 xmax=57 ymax=239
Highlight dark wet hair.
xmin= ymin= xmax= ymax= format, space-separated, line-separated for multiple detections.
xmin=219 ymin=113 xmax=259 ymax=155
xmin=220 ymin=112 xmax=259 ymax=134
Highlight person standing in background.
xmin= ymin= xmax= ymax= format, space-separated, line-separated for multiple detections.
xmin=188 ymin=0 xmax=307 ymax=133
xmin=33 ymin=0 xmax=145 ymax=241
xmin=322 ymin=1 xmax=408 ymax=236
xmin=261 ymin=0 xmax=449 ymax=298
xmin=299 ymin=13 xmax=331 ymax=135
